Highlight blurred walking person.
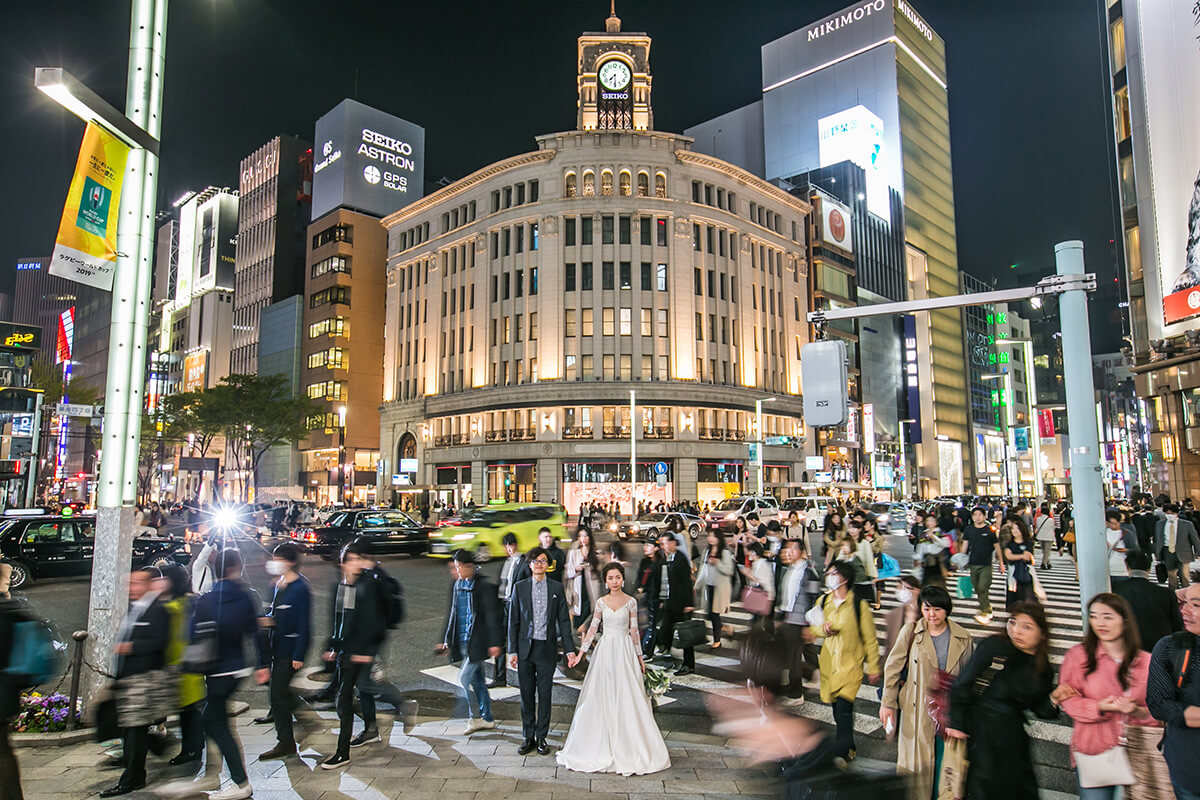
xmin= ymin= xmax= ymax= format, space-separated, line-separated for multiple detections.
xmin=1146 ymin=583 xmax=1200 ymax=799
xmin=1034 ymin=503 xmax=1056 ymax=569
xmin=190 ymin=549 xmax=265 ymax=800
xmin=155 ymin=564 xmax=206 ymax=766
xmin=492 ymin=533 xmax=524 ymax=687
xmin=0 ymin=563 xmax=27 ymax=800
xmin=698 ymin=532 xmax=735 ymax=647
xmin=635 ymin=536 xmax=662 ymax=658
xmin=775 ymin=539 xmax=820 ymax=705
xmin=947 ymin=602 xmax=1058 ymax=800
xmin=255 ymin=543 xmax=312 ymax=760
xmin=880 ymin=585 xmax=973 ymax=800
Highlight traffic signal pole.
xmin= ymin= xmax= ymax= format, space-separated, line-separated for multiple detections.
xmin=807 ymin=241 xmax=1099 ymax=626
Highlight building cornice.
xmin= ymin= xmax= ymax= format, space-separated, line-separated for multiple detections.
xmin=381 ymin=149 xmax=558 ymax=229
xmin=674 ymin=149 xmax=811 ymax=216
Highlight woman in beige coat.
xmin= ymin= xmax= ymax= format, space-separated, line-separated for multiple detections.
xmin=697 ymin=531 xmax=735 ymax=648
xmin=880 ymin=585 xmax=974 ymax=800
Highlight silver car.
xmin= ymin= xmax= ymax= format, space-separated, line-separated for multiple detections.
xmin=614 ymin=512 xmax=705 ymax=540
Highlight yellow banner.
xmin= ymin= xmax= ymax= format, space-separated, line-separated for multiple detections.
xmin=48 ymin=122 xmax=129 ymax=292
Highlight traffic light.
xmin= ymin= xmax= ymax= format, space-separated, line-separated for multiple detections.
xmin=802 ymin=340 xmax=848 ymax=426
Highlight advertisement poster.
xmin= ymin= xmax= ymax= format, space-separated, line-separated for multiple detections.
xmin=49 ymin=122 xmax=130 ymax=291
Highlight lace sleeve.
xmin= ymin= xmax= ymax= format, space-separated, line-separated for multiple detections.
xmin=627 ymin=598 xmax=642 ymax=656
xmin=578 ymin=605 xmax=603 ymax=655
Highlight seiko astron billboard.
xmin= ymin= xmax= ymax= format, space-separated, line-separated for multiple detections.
xmin=311 ymin=99 xmax=425 ymax=221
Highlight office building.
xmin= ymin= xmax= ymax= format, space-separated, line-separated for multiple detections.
xmin=230 ymin=135 xmax=312 ymax=375
xmin=1104 ymin=0 xmax=1199 ymax=498
xmin=686 ymin=0 xmax=968 ymax=496
xmin=12 ymin=257 xmax=75 ymax=364
xmin=378 ymin=9 xmax=810 ymax=510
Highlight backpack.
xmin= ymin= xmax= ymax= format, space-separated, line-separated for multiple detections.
xmin=4 ymin=607 xmax=61 ymax=688
xmin=1168 ymin=631 xmax=1195 ymax=698
xmin=372 ymin=566 xmax=406 ymax=628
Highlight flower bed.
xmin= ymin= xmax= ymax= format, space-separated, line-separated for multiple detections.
xmin=9 ymin=692 xmax=80 ymax=734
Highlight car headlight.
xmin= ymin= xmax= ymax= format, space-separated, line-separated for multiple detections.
xmin=630 ymin=523 xmax=639 ymax=531
xmin=724 ymin=512 xmax=738 ymax=520
xmin=452 ymin=533 xmax=474 ymax=541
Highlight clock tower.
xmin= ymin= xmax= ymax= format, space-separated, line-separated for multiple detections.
xmin=577 ymin=4 xmax=652 ymax=131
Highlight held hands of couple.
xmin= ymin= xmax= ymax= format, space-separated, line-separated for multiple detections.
xmin=1050 ymin=683 xmax=1081 ymax=706
xmin=566 ymin=652 xmax=584 ymax=668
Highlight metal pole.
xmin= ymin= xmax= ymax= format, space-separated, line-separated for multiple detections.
xmin=1025 ymin=341 xmax=1044 ymax=500
xmin=86 ymin=0 xmax=167 ymax=709
xmin=630 ymin=390 xmax=636 ymax=516
xmin=755 ymin=399 xmax=764 ymax=496
xmin=1056 ymin=240 xmax=1108 ymax=622
xmin=25 ymin=392 xmax=43 ymax=508
xmin=898 ymin=420 xmax=908 ymax=502
xmin=66 ymin=630 xmax=88 ymax=730
xmin=1004 ymin=371 xmax=1015 ymax=497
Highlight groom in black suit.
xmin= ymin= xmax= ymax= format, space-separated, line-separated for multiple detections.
xmin=507 ymin=546 xmax=576 ymax=755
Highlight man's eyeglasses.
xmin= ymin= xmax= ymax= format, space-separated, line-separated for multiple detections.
xmin=531 ymin=558 xmax=550 ymax=565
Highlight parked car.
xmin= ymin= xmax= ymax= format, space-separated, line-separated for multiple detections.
xmin=0 ymin=511 xmax=191 ymax=591
xmin=613 ymin=512 xmax=705 ymax=541
xmin=290 ymin=508 xmax=430 ymax=560
xmin=705 ymin=495 xmax=780 ymax=533
xmin=429 ymin=502 xmax=567 ymax=561
xmin=780 ymin=495 xmax=836 ymax=532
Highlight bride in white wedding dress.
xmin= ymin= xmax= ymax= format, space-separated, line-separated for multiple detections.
xmin=558 ymin=562 xmax=671 ymax=775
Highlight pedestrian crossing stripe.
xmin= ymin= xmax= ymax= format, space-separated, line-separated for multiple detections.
xmin=419 ymin=664 xmax=679 ymax=707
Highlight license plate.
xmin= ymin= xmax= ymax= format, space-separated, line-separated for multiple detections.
xmin=430 ymin=542 xmax=448 ymax=554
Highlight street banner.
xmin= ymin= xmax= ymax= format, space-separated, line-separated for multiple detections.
xmin=49 ymin=122 xmax=129 ymax=291
xmin=1014 ymin=426 xmax=1029 ymax=454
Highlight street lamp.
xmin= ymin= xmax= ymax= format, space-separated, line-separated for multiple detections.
xmin=897 ymin=418 xmax=916 ymax=501
xmin=338 ymin=405 xmax=348 ymax=506
xmin=35 ymin=0 xmax=166 ymax=710
xmin=982 ymin=372 xmax=1015 ymax=497
xmin=996 ymin=337 xmax=1043 ymax=500
xmin=755 ymin=397 xmax=777 ymax=496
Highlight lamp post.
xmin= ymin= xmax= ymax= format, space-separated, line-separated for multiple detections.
xmin=337 ymin=405 xmax=347 ymax=506
xmin=996 ymin=337 xmax=1043 ymax=500
xmin=35 ymin=0 xmax=166 ymax=709
xmin=755 ymin=397 xmax=777 ymax=496
xmin=897 ymin=418 xmax=916 ymax=501
xmin=982 ymin=373 xmax=1015 ymax=497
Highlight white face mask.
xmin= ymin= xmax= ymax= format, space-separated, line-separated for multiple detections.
xmin=825 ymin=575 xmax=841 ymax=591
xmin=896 ymin=589 xmax=914 ymax=604
xmin=265 ymin=560 xmax=287 ymax=577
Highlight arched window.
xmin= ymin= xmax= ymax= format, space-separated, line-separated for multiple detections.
xmin=565 ymin=172 xmax=577 ymax=198
xmin=637 ymin=171 xmax=649 ymax=197
xmin=601 ymin=169 xmax=614 ymax=196
xmin=655 ymin=172 xmax=667 ymax=198
xmin=582 ymin=170 xmax=595 ymax=196
xmin=619 ymin=171 xmax=632 ymax=196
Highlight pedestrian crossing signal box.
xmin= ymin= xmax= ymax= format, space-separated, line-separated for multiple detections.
xmin=801 ymin=340 xmax=849 ymax=427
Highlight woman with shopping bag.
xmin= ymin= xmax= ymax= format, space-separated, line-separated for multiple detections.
xmin=1051 ymin=593 xmax=1166 ymax=800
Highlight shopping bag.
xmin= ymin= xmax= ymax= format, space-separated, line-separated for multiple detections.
xmin=938 ymin=737 xmax=969 ymax=800
xmin=956 ymin=575 xmax=974 ymax=599
xmin=740 ymin=586 xmax=773 ymax=616
xmin=878 ymin=553 xmax=901 ymax=579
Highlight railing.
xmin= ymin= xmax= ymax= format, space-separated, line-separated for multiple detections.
xmin=642 ymin=426 xmax=674 ymax=439
xmin=562 ymin=426 xmax=594 ymax=439
xmin=508 ymin=428 xmax=536 ymax=441
xmin=698 ymin=427 xmax=722 ymax=440
xmin=451 ymin=433 xmax=470 ymax=446
xmin=724 ymin=429 xmax=746 ymax=442
xmin=602 ymin=426 xmax=631 ymax=440
xmin=485 ymin=430 xmax=508 ymax=443
xmin=433 ymin=435 xmax=451 ymax=447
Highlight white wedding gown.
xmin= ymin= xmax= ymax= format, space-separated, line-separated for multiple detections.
xmin=556 ymin=596 xmax=671 ymax=775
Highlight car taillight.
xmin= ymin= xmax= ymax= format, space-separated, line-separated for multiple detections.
xmin=305 ymin=532 xmax=317 ymax=542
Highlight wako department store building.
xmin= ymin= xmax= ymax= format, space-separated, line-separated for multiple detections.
xmin=378 ymin=11 xmax=810 ymax=510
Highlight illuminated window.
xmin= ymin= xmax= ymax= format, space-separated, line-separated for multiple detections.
xmin=603 ymin=307 xmax=615 ymax=336
xmin=619 ymin=171 xmax=632 ymax=196
xmin=307 ymin=347 xmax=345 ymax=369
xmin=309 ymin=316 xmax=346 ymax=339
xmin=637 ymin=172 xmax=649 ymax=197
xmin=311 ymin=255 xmax=351 ymax=279
xmin=583 ymin=171 xmax=595 ymax=196
xmin=619 ymin=308 xmax=632 ymax=336
xmin=1109 ymin=18 xmax=1125 ymax=72
xmin=601 ymin=170 xmax=614 ymax=196
xmin=565 ymin=173 xmax=577 ymax=198
xmin=582 ymin=308 xmax=594 ymax=336
xmin=655 ymin=172 xmax=666 ymax=198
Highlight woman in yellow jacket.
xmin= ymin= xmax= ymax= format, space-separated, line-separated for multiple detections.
xmin=812 ymin=559 xmax=880 ymax=763
xmin=155 ymin=564 xmax=207 ymax=765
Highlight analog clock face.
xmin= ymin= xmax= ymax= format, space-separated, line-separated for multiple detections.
xmin=598 ymin=59 xmax=631 ymax=91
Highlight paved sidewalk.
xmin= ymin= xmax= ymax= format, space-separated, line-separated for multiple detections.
xmin=14 ymin=709 xmax=780 ymax=800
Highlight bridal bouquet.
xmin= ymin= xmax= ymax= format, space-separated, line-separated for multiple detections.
xmin=643 ymin=666 xmax=672 ymax=698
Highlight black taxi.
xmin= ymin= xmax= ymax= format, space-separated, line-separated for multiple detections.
xmin=290 ymin=508 xmax=431 ymax=559
xmin=0 ymin=511 xmax=190 ymax=590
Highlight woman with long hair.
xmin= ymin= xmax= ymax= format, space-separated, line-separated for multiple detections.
xmin=947 ymin=602 xmax=1058 ymax=799
xmin=738 ymin=542 xmax=776 ymax=633
xmin=566 ymin=527 xmax=602 ymax=632
xmin=1003 ymin=514 xmax=1038 ymax=608
xmin=698 ymin=531 xmax=735 ymax=648
xmin=822 ymin=510 xmax=846 ymax=567
xmin=880 ymin=585 xmax=974 ymax=800
xmin=844 ymin=525 xmax=877 ymax=610
xmin=1053 ymin=593 xmax=1165 ymax=800
xmin=1034 ymin=502 xmax=1056 ymax=570
xmin=863 ymin=517 xmax=885 ymax=608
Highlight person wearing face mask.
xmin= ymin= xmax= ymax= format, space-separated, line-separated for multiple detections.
xmin=880 ymin=585 xmax=974 ymax=800
xmin=883 ymin=576 xmax=921 ymax=661
xmin=947 ymin=602 xmax=1058 ymax=800
xmin=254 ymin=543 xmax=312 ymax=760
xmin=808 ymin=560 xmax=880 ymax=763
xmin=1154 ymin=503 xmax=1200 ymax=590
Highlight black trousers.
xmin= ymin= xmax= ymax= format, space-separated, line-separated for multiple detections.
xmin=178 ymin=701 xmax=204 ymax=757
xmin=203 ymin=676 xmax=247 ymax=787
xmin=517 ymin=639 xmax=556 ymax=741
xmin=335 ymin=656 xmax=375 ymax=757
xmin=777 ymin=623 xmax=817 ymax=698
xmin=0 ymin=728 xmax=21 ymax=800
xmin=831 ymin=697 xmax=855 ymax=758
xmin=641 ymin=599 xmax=659 ymax=658
xmin=119 ymin=725 xmax=150 ymax=788
xmin=657 ymin=606 xmax=695 ymax=668
xmin=269 ymin=657 xmax=299 ymax=747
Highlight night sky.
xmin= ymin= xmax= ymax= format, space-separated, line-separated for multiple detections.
xmin=0 ymin=0 xmax=1120 ymax=347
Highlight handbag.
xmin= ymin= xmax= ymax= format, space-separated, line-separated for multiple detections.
xmin=925 ymin=668 xmax=954 ymax=737
xmin=181 ymin=619 xmax=217 ymax=674
xmin=878 ymin=553 xmax=901 ymax=579
xmin=672 ymin=618 xmax=708 ymax=649
xmin=1075 ymin=741 xmax=1135 ymax=788
xmin=1155 ymin=561 xmax=1168 ymax=584
xmin=740 ymin=585 xmax=773 ymax=616
xmin=956 ymin=574 xmax=974 ymax=599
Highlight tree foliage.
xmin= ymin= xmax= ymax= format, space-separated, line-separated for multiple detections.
xmin=28 ymin=359 xmax=102 ymax=407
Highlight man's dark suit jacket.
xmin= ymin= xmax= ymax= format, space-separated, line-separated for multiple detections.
xmin=116 ymin=597 xmax=170 ymax=679
xmin=441 ymin=574 xmax=503 ymax=663
xmin=660 ymin=553 xmax=693 ymax=616
xmin=506 ymin=576 xmax=576 ymax=660
xmin=1114 ymin=575 xmax=1184 ymax=650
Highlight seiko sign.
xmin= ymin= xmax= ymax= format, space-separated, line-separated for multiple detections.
xmin=806 ymin=0 xmax=886 ymax=42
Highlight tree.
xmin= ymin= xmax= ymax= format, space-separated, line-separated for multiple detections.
xmin=28 ymin=358 xmax=102 ymax=407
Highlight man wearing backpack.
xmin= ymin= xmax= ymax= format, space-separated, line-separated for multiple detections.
xmin=319 ymin=539 xmax=389 ymax=770
xmin=1147 ymin=583 xmax=1200 ymax=799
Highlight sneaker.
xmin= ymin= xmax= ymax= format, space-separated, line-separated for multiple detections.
xmin=475 ymin=719 xmax=496 ymax=731
xmin=208 ymin=783 xmax=252 ymax=800
xmin=349 ymin=728 xmax=380 ymax=748
xmin=973 ymin=613 xmax=992 ymax=625
xmin=320 ymin=753 xmax=350 ymax=770
xmin=779 ymin=696 xmax=806 ymax=707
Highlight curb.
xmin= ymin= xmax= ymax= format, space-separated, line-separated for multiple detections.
xmin=11 ymin=728 xmax=94 ymax=748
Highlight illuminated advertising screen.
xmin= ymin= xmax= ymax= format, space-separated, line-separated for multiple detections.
xmin=183 ymin=351 xmax=208 ymax=392
xmin=312 ymin=99 xmax=425 ymax=221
